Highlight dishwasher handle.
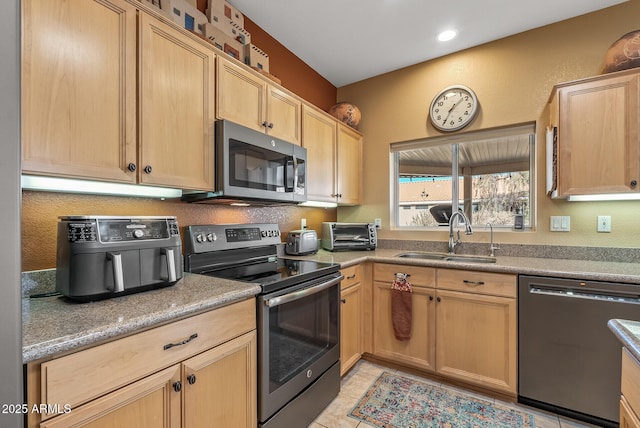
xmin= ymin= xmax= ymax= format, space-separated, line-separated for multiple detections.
xmin=530 ymin=285 xmax=640 ymax=304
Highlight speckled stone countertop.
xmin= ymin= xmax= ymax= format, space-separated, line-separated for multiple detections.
xmin=608 ymin=319 xmax=640 ymax=361
xmin=291 ymin=248 xmax=640 ymax=284
xmin=22 ymin=271 xmax=260 ymax=363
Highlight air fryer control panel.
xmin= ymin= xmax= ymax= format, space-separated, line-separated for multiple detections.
xmin=61 ymin=217 xmax=180 ymax=243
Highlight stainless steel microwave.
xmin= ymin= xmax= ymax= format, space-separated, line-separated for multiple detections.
xmin=182 ymin=120 xmax=306 ymax=204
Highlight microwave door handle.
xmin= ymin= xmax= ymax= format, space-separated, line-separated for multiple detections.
xmin=162 ymin=248 xmax=177 ymax=282
xmin=107 ymin=252 xmax=125 ymax=293
xmin=264 ymin=275 xmax=344 ymax=307
xmin=284 ymin=155 xmax=294 ymax=192
xmin=293 ymin=155 xmax=299 ymax=192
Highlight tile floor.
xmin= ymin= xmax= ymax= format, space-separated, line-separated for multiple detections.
xmin=309 ymin=360 xmax=601 ymax=428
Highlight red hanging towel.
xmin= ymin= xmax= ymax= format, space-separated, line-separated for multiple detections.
xmin=391 ymin=273 xmax=412 ymax=341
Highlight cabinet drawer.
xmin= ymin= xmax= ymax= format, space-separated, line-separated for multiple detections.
xmin=374 ymin=263 xmax=435 ymax=288
xmin=341 ymin=264 xmax=362 ymax=290
xmin=622 ymin=348 xmax=640 ymax=415
xmin=437 ymin=269 xmax=516 ymax=298
xmin=40 ymin=299 xmax=255 ymax=415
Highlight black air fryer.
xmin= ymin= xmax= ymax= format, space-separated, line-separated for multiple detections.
xmin=56 ymin=216 xmax=183 ymax=301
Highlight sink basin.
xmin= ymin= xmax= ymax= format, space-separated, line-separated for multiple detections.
xmin=396 ymin=252 xmax=496 ymax=264
xmin=444 ymin=255 xmax=497 ymax=264
xmin=396 ymin=252 xmax=448 ymax=260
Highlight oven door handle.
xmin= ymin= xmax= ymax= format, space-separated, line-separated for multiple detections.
xmin=264 ymin=275 xmax=344 ymax=308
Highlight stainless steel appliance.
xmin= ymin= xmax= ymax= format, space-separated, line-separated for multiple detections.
xmin=285 ymin=229 xmax=318 ymax=255
xmin=56 ymin=216 xmax=183 ymax=301
xmin=322 ymin=222 xmax=377 ymax=251
xmin=184 ymin=223 xmax=342 ymax=428
xmin=519 ymin=275 xmax=640 ymax=427
xmin=181 ymin=120 xmax=307 ymax=204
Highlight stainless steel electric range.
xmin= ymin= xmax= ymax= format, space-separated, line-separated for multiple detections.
xmin=184 ymin=223 xmax=342 ymax=428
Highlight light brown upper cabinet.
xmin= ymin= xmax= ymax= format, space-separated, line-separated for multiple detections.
xmin=217 ymin=56 xmax=302 ymax=145
xmin=549 ymin=69 xmax=640 ymax=197
xmin=22 ymin=0 xmax=215 ymax=191
xmin=302 ymin=104 xmax=363 ymax=205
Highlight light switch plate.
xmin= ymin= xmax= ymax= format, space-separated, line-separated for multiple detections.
xmin=550 ymin=216 xmax=570 ymax=232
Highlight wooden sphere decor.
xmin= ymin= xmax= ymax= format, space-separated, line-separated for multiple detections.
xmin=329 ymin=102 xmax=361 ymax=129
xmin=603 ymin=30 xmax=640 ymax=73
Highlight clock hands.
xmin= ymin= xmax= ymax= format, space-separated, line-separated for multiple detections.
xmin=442 ymin=92 xmax=464 ymax=125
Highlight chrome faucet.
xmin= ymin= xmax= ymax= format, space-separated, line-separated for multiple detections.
xmin=485 ymin=223 xmax=500 ymax=257
xmin=448 ymin=211 xmax=473 ymax=254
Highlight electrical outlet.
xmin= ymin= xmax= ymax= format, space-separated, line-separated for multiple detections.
xmin=374 ymin=218 xmax=382 ymax=229
xmin=301 ymin=218 xmax=307 ymax=230
xmin=597 ymin=215 xmax=611 ymax=233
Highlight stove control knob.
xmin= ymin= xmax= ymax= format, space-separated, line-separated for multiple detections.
xmin=261 ymin=230 xmax=267 ymax=237
xmin=133 ymin=229 xmax=144 ymax=239
xmin=275 ymin=230 xmax=280 ymax=237
xmin=195 ymin=233 xmax=205 ymax=243
xmin=206 ymin=233 xmax=217 ymax=242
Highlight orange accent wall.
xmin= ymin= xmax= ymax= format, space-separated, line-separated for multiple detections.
xmin=195 ymin=0 xmax=337 ymax=111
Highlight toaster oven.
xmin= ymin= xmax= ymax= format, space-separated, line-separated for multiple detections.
xmin=321 ymin=222 xmax=377 ymax=251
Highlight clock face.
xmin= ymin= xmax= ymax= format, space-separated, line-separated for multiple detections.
xmin=429 ymin=85 xmax=478 ymax=132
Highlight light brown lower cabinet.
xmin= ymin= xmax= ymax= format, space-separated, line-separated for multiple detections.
xmin=620 ymin=348 xmax=640 ymax=428
xmin=27 ymin=299 xmax=256 ymax=428
xmin=340 ymin=265 xmax=363 ymax=375
xmin=371 ymin=263 xmax=517 ymax=395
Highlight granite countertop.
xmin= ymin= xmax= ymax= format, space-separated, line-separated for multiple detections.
xmin=290 ymin=248 xmax=640 ymax=284
xmin=22 ymin=271 xmax=260 ymax=363
xmin=608 ymin=319 xmax=640 ymax=361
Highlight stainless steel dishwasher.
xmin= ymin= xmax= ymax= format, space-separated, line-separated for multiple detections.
xmin=518 ymin=275 xmax=640 ymax=427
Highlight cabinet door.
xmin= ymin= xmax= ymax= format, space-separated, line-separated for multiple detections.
xmin=266 ymin=86 xmax=302 ymax=144
xmin=182 ymin=331 xmax=257 ymax=428
xmin=139 ymin=12 xmax=215 ymax=190
xmin=336 ymin=124 xmax=363 ymax=205
xmin=372 ymin=282 xmax=436 ymax=371
xmin=40 ymin=365 xmax=181 ymax=428
xmin=341 ymin=283 xmax=362 ymax=375
xmin=302 ymin=104 xmax=337 ymax=202
xmin=216 ymin=56 xmax=266 ymax=133
xmin=621 ymin=397 xmax=640 ymax=428
xmin=21 ymin=0 xmax=137 ymax=183
xmin=556 ymin=72 xmax=640 ymax=195
xmin=435 ymin=289 xmax=517 ymax=394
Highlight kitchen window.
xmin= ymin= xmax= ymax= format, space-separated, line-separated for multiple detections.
xmin=391 ymin=124 xmax=535 ymax=229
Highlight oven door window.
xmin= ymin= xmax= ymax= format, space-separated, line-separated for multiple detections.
xmin=229 ymin=139 xmax=293 ymax=192
xmin=267 ymin=283 xmax=338 ymax=393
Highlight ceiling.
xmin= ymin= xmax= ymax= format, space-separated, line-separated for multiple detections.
xmin=229 ymin=0 xmax=627 ymax=87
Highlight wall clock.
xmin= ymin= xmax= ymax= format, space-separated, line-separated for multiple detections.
xmin=429 ymin=85 xmax=479 ymax=132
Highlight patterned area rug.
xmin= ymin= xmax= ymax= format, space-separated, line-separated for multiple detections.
xmin=349 ymin=372 xmax=535 ymax=428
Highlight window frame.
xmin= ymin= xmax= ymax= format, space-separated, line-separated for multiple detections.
xmin=390 ymin=124 xmax=536 ymax=231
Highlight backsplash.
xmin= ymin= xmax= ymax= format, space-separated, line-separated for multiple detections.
xmin=21 ymin=191 xmax=336 ymax=271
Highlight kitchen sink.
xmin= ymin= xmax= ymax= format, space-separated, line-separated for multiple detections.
xmin=396 ymin=252 xmax=497 ymax=264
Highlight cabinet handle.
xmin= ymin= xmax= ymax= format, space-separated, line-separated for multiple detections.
xmin=429 ymin=295 xmax=434 ymax=301
xmin=346 ymin=274 xmax=357 ymax=280
xmin=187 ymin=374 xmax=197 ymax=385
xmin=463 ymin=280 xmax=485 ymax=286
xmin=436 ymin=296 xmax=441 ymax=303
xmin=341 ymin=298 xmax=346 ymax=304
xmin=262 ymin=121 xmax=269 ymax=128
xmin=268 ymin=122 xmax=274 ymax=129
xmin=163 ymin=333 xmax=198 ymax=350
xmin=144 ymin=165 xmax=152 ymax=174
xmin=631 ymin=179 xmax=638 ymax=187
xmin=172 ymin=381 xmax=182 ymax=392
xmin=127 ymin=163 xmax=137 ymax=172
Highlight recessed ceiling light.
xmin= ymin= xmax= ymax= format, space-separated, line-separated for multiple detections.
xmin=437 ymin=30 xmax=457 ymax=42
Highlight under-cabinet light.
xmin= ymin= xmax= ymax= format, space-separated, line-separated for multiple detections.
xmin=298 ymin=201 xmax=338 ymax=208
xmin=21 ymin=175 xmax=182 ymax=199
xmin=567 ymin=193 xmax=640 ymax=202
